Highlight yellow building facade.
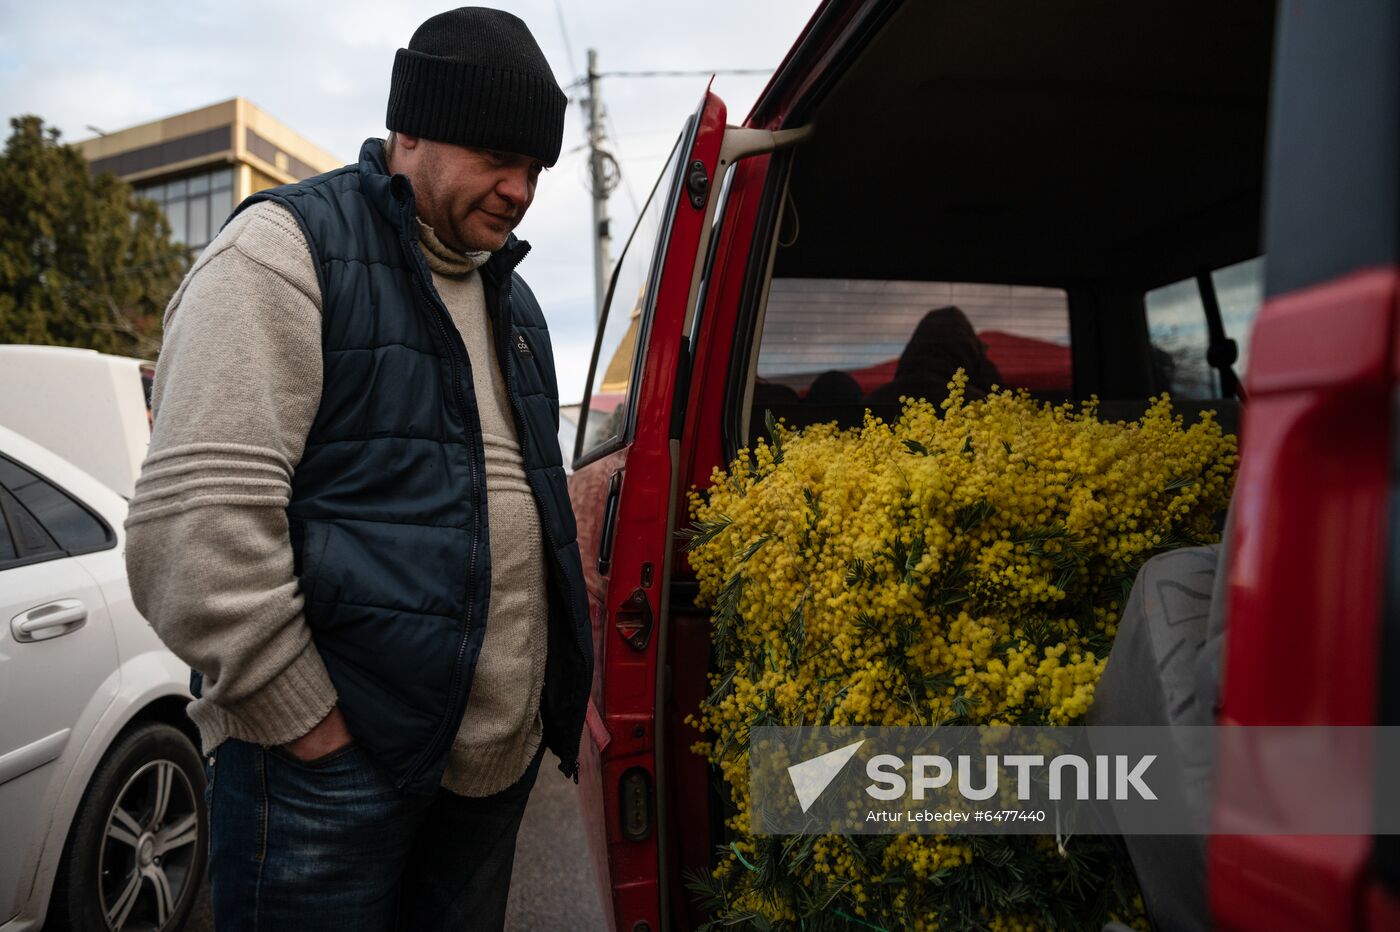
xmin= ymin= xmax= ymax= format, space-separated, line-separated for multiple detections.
xmin=75 ymin=98 xmax=342 ymax=251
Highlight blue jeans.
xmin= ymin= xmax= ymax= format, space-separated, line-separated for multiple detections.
xmin=202 ymin=737 xmax=544 ymax=932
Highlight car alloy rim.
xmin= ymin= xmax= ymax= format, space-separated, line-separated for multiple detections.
xmin=98 ymin=758 xmax=199 ymax=931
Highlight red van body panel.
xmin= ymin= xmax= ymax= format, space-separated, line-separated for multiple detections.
xmin=1210 ymin=267 xmax=1400 ymax=931
xmin=662 ymin=146 xmax=776 ymax=929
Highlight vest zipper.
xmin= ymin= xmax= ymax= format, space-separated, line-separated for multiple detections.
xmin=490 ymin=250 xmax=588 ymax=785
xmin=396 ymin=217 xmax=486 ymax=789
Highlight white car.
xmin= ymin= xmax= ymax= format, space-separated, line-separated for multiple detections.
xmin=0 ymin=424 xmax=204 ymax=932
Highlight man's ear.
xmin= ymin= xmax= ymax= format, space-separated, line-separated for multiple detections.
xmin=385 ymin=132 xmax=420 ymax=172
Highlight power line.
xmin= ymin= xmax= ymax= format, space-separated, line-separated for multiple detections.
xmin=550 ymin=0 xmax=580 ymax=85
xmin=563 ymin=67 xmax=771 ymax=91
xmin=570 ymin=56 xmax=772 ymax=324
xmin=603 ymin=108 xmax=642 ymax=218
xmin=604 ymin=67 xmax=773 ymax=78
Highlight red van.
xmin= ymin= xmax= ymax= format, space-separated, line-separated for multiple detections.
xmin=565 ymin=1 xmax=1399 ymax=929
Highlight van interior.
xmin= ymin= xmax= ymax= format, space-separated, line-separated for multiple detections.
xmin=690 ymin=0 xmax=1275 ymax=919
xmin=740 ymin=0 xmax=1275 ymax=451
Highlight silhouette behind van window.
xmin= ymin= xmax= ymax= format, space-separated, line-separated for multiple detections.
xmin=805 ymin=370 xmax=864 ymax=405
xmin=864 ymin=306 xmax=1004 ymax=405
xmin=752 ymin=379 xmax=802 ymax=409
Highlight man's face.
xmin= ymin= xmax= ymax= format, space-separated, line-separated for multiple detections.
xmin=397 ymin=137 xmax=545 ymax=253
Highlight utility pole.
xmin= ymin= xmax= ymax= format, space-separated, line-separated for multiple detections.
xmin=585 ymin=48 xmax=612 ymax=326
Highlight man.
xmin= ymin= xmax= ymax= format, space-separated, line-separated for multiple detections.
xmin=124 ymin=8 xmax=593 ymax=930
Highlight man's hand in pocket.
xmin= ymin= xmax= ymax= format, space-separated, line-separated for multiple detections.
xmin=280 ymin=705 xmax=353 ymax=762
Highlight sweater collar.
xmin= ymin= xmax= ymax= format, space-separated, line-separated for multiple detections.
xmin=416 ymin=219 xmax=490 ymax=276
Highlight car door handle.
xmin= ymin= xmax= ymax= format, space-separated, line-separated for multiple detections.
xmin=11 ymin=600 xmax=88 ymax=642
xmin=597 ymin=470 xmax=623 ymax=576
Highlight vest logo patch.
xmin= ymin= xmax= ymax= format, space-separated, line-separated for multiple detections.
xmin=514 ymin=332 xmax=533 ymax=357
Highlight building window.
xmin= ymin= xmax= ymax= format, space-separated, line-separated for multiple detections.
xmin=244 ymin=128 xmax=320 ymax=181
xmin=88 ymin=124 xmax=232 ymax=179
xmin=137 ymin=167 xmax=235 ymax=250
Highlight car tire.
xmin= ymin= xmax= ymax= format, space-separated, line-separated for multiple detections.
xmin=47 ymin=721 xmax=207 ymax=932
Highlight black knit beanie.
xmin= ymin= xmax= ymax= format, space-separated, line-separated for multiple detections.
xmin=386 ymin=7 xmax=567 ymax=166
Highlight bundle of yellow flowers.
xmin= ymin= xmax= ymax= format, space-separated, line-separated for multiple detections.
xmin=682 ymin=373 xmax=1237 ymax=931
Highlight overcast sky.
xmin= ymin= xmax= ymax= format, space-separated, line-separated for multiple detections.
xmin=0 ymin=0 xmax=819 ymax=402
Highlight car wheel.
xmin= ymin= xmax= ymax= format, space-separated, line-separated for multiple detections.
xmin=48 ymin=721 xmax=207 ymax=932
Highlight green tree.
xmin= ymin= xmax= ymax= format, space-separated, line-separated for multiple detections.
xmin=0 ymin=114 xmax=188 ymax=358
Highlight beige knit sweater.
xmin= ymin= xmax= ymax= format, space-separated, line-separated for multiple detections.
xmin=125 ymin=200 xmax=548 ymax=796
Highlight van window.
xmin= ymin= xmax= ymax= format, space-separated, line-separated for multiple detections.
xmin=576 ymin=132 xmax=688 ymax=464
xmin=1145 ymin=256 xmax=1264 ymax=399
xmin=749 ymin=279 xmax=1071 ymax=438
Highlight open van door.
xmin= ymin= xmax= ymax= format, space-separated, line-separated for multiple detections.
xmin=570 ymin=80 xmax=815 ymax=929
xmin=567 ymin=89 xmax=728 ymax=932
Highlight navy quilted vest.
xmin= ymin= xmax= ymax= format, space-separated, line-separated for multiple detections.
xmin=224 ymin=138 xmax=592 ymax=795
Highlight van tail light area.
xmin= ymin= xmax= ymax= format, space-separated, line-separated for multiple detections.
xmin=620 ymin=767 xmax=654 ymax=841
xmin=1211 ymin=267 xmax=1399 ymax=930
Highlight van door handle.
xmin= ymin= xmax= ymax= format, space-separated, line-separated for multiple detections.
xmin=11 ymin=600 xmax=88 ymax=642
xmin=597 ymin=470 xmax=623 ymax=575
